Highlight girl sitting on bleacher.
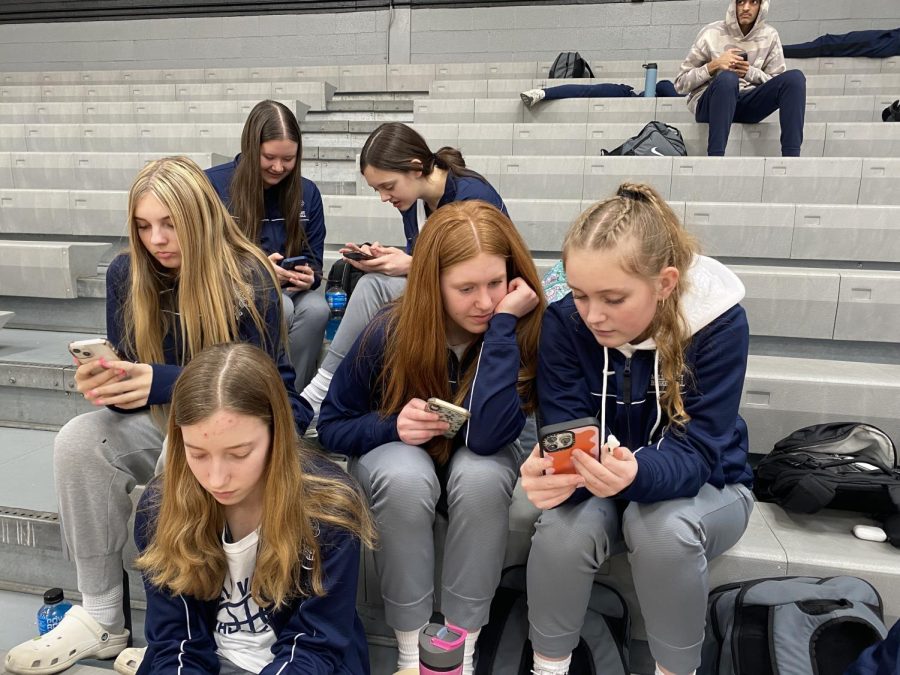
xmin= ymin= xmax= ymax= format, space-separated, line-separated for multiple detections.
xmin=520 ymin=182 xmax=755 ymax=675
xmin=301 ymin=121 xmax=507 ymax=425
xmin=4 ymin=157 xmax=311 ymax=675
xmin=134 ymin=342 xmax=374 ymax=674
xmin=317 ymin=200 xmax=544 ymax=674
xmin=206 ymin=99 xmax=329 ymax=391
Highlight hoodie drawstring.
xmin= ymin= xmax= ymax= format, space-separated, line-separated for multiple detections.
xmin=604 ymin=348 xmax=662 ymax=454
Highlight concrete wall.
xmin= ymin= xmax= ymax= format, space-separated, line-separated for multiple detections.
xmin=0 ymin=0 xmax=898 ymax=71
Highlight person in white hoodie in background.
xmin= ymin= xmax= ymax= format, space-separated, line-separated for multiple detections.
xmin=675 ymin=0 xmax=806 ymax=156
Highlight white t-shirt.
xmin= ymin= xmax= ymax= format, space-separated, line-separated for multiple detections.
xmin=214 ymin=528 xmax=277 ymax=674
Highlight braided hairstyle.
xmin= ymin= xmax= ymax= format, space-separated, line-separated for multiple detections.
xmin=562 ymin=182 xmax=698 ymax=428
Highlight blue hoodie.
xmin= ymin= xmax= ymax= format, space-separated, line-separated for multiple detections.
xmin=846 ymin=617 xmax=900 ymax=675
xmin=539 ymin=255 xmax=753 ymax=504
xmin=105 ymin=254 xmax=312 ymax=434
xmin=399 ymin=172 xmax=507 ymax=254
xmin=206 ymin=156 xmax=326 ymax=290
xmin=318 ymin=310 xmax=526 ymax=457
xmin=133 ymin=459 xmax=369 ymax=675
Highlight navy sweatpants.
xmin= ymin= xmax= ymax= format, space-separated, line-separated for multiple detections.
xmin=694 ymin=69 xmax=806 ymax=157
xmin=543 ymin=80 xmax=680 ymax=99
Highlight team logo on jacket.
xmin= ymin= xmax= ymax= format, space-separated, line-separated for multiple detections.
xmin=647 ymin=372 xmax=685 ymax=396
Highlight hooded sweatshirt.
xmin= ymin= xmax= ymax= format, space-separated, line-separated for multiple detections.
xmin=538 ymin=255 xmax=753 ymax=504
xmin=675 ymin=0 xmax=786 ymax=113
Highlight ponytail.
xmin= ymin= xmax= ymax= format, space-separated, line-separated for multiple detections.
xmin=563 ymin=181 xmax=698 ymax=428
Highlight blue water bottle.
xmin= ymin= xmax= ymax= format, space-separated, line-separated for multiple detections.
xmin=643 ymin=62 xmax=658 ymax=98
xmin=324 ymin=285 xmax=348 ymax=342
xmin=37 ymin=588 xmax=72 ymax=635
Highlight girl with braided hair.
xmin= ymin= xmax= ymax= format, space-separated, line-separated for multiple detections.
xmin=520 ymin=182 xmax=754 ymax=675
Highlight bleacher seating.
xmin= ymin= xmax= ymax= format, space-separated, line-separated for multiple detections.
xmin=1 ymin=55 xmax=899 ymax=672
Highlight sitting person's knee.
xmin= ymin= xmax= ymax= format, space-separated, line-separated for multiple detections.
xmin=623 ymin=502 xmax=702 ymax=556
xmin=711 ymin=70 xmax=741 ymax=89
xmin=781 ymin=68 xmax=807 ymax=88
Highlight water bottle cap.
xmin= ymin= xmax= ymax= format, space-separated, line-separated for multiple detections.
xmin=43 ymin=588 xmax=65 ymax=604
xmin=644 ymin=62 xmax=658 ymax=69
xmin=419 ymin=623 xmax=466 ymax=669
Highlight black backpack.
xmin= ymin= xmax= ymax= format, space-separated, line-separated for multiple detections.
xmin=699 ymin=576 xmax=887 ymax=675
xmin=882 ymin=100 xmax=900 ymax=122
xmin=601 ymin=121 xmax=687 ymax=156
xmin=753 ymin=422 xmax=900 ymax=546
xmin=475 ymin=565 xmax=630 ymax=675
xmin=549 ymin=52 xmax=595 ymax=79
xmin=326 ymin=258 xmax=366 ymax=299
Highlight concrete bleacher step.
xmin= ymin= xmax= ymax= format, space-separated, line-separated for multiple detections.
xmin=0 ymin=311 xmax=13 ymax=330
xmin=407 ymin=121 xmax=900 ymax=158
xmin=0 ymin=82 xmax=337 ymax=111
xmin=0 ymin=99 xmax=309 ymax=125
xmin=0 ymin=241 xmax=109 ymax=299
xmin=415 ymin=94 xmax=896 ymax=125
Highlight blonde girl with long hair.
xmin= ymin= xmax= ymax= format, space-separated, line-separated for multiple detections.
xmin=134 ymin=342 xmax=374 ymax=674
xmin=318 ymin=200 xmax=544 ymax=674
xmin=5 ymin=157 xmax=312 ymax=675
xmin=520 ymin=183 xmax=754 ymax=675
xmin=206 ymin=100 xmax=330 ymax=389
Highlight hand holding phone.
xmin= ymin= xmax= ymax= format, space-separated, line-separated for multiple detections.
xmin=280 ymin=255 xmax=310 ymax=270
xmin=343 ymin=250 xmax=375 ymax=262
xmin=69 ymin=338 xmax=122 ymax=366
xmin=539 ymin=417 xmax=602 ymax=475
xmin=426 ymin=397 xmax=471 ymax=438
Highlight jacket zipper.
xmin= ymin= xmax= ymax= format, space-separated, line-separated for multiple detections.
xmin=623 ymin=357 xmax=632 ymax=441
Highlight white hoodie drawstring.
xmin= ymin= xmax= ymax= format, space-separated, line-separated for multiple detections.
xmin=463 ymin=342 xmax=485 ymax=449
xmin=600 ymin=346 xmax=610 ymax=444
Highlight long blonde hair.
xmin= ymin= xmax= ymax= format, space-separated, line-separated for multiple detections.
xmin=377 ymin=200 xmax=545 ymax=464
xmin=135 ymin=343 xmax=375 ymax=608
xmin=563 ymin=182 xmax=698 ymax=428
xmin=122 ymin=156 xmax=280 ymax=371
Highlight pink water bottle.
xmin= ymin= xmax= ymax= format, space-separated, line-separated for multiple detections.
xmin=419 ymin=623 xmax=467 ymax=675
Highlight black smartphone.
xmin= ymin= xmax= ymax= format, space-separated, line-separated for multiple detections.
xmin=343 ymin=250 xmax=375 ymax=262
xmin=280 ymin=255 xmax=310 ymax=270
xmin=738 ymin=51 xmax=748 ymax=61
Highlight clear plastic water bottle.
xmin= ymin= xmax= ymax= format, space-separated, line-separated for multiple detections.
xmin=643 ymin=62 xmax=658 ymax=98
xmin=324 ymin=285 xmax=348 ymax=342
xmin=37 ymin=588 xmax=72 ymax=635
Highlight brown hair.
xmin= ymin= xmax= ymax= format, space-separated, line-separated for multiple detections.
xmin=135 ymin=342 xmax=375 ymax=608
xmin=229 ymin=100 xmax=308 ymax=257
xmin=376 ymin=200 xmax=544 ymax=464
xmin=563 ymin=182 xmax=699 ymax=428
xmin=359 ymin=121 xmax=486 ymax=183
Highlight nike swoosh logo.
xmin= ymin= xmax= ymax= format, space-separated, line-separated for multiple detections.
xmin=649 ymin=146 xmax=664 ymax=156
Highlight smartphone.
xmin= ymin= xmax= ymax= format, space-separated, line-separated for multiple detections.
xmin=738 ymin=51 xmax=748 ymax=61
xmin=343 ymin=250 xmax=375 ymax=262
xmin=539 ymin=417 xmax=602 ymax=475
xmin=68 ymin=338 xmax=122 ymax=366
xmin=280 ymin=255 xmax=310 ymax=270
xmin=426 ymin=397 xmax=471 ymax=438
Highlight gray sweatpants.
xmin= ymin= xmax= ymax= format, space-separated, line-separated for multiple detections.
xmin=527 ymin=482 xmax=754 ymax=675
xmin=54 ymin=408 xmax=164 ymax=595
xmin=281 ymin=289 xmax=330 ymax=391
xmin=352 ymin=442 xmax=521 ymax=632
xmin=320 ymin=273 xmax=407 ymax=373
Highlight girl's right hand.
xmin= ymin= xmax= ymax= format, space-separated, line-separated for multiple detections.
xmin=397 ymin=397 xmax=450 ymax=446
xmin=520 ymin=444 xmax=586 ymax=509
xmin=73 ymin=358 xmax=126 ymax=399
xmin=268 ymin=252 xmax=302 ymax=287
xmin=495 ymin=277 xmax=539 ymax=318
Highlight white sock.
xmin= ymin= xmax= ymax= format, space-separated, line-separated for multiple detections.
xmin=395 ymin=625 xmax=424 ymax=670
xmin=532 ymin=652 xmax=571 ymax=675
xmin=300 ymin=368 xmax=334 ymax=414
xmin=461 ymin=627 xmax=480 ymax=675
xmin=82 ymin=586 xmax=126 ymax=634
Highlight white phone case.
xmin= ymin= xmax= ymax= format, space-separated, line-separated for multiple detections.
xmin=427 ymin=398 xmax=471 ymax=438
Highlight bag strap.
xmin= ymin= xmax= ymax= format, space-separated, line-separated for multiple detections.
xmin=473 ymin=585 xmax=523 ymax=675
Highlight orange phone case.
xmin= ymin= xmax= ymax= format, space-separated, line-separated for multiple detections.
xmin=539 ymin=418 xmax=601 ymax=475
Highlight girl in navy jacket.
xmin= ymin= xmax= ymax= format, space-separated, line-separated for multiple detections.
xmin=318 ymin=201 xmax=544 ymax=673
xmin=206 ymin=100 xmax=329 ymax=390
xmin=4 ymin=157 xmax=311 ymax=675
xmin=520 ymin=183 xmax=754 ymax=675
xmin=134 ymin=342 xmax=374 ymax=675
xmin=301 ymin=122 xmax=507 ymax=423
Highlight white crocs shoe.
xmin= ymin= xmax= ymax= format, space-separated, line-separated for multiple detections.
xmin=114 ymin=647 xmax=146 ymax=675
xmin=520 ymin=89 xmax=546 ymax=107
xmin=4 ymin=605 xmax=129 ymax=675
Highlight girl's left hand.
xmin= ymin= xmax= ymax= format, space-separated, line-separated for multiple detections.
xmin=571 ymin=445 xmax=638 ymax=498
xmin=495 ymin=277 xmax=539 ymax=318
xmin=285 ymin=264 xmax=315 ymax=291
xmin=85 ymin=360 xmax=154 ymax=409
